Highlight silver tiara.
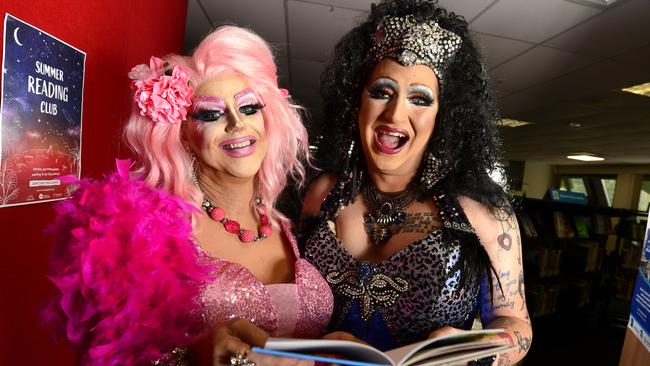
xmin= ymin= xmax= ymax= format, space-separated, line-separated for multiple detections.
xmin=369 ymin=15 xmax=462 ymax=82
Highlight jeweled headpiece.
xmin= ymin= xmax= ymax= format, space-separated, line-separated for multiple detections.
xmin=369 ymin=15 xmax=462 ymax=82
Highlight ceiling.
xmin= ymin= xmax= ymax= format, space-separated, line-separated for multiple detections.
xmin=183 ymin=0 xmax=650 ymax=165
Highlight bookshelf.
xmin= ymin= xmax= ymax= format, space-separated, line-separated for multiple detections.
xmin=517 ymin=197 xmax=646 ymax=319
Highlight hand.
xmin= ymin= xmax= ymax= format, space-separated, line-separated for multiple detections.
xmin=428 ymin=326 xmax=464 ymax=339
xmin=321 ymin=331 xmax=368 ymax=345
xmin=198 ymin=318 xmax=314 ymax=366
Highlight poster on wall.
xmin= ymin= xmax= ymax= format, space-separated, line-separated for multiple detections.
xmin=627 ymin=209 xmax=650 ymax=352
xmin=0 ymin=13 xmax=85 ymax=207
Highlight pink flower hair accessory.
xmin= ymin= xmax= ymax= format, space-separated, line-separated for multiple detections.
xmin=128 ymin=56 xmax=193 ymax=125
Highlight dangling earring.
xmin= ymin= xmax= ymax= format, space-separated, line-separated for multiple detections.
xmin=189 ymin=150 xmax=199 ymax=187
xmin=420 ymin=151 xmax=444 ymax=190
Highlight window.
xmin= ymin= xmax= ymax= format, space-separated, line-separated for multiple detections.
xmin=601 ymin=178 xmax=616 ymax=207
xmin=638 ymin=176 xmax=650 ymax=213
xmin=560 ymin=177 xmax=587 ymax=195
xmin=559 ymin=175 xmax=617 ymax=207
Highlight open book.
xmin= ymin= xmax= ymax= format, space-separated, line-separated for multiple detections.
xmin=252 ymin=329 xmax=514 ymax=366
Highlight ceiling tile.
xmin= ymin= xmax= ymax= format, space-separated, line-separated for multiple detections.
xmin=497 ymin=93 xmax=545 ymax=116
xmin=471 ymin=0 xmax=601 ymax=43
xmin=290 ymin=59 xmax=324 ymax=90
xmin=438 ymin=0 xmax=495 ymax=22
xmin=288 ymin=0 xmax=367 ymax=62
xmin=472 ymin=32 xmax=535 ymax=69
xmin=491 ymin=45 xmax=598 ymax=94
xmin=200 ymin=0 xmax=287 ymax=45
xmin=293 ymin=0 xmax=376 ymax=11
xmin=544 ymin=0 xmax=650 ymax=58
xmin=183 ymin=0 xmax=213 ymax=53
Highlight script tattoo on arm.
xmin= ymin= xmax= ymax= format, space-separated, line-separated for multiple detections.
xmin=400 ymin=212 xmax=441 ymax=234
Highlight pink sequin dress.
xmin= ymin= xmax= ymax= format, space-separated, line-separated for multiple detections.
xmin=200 ymin=221 xmax=333 ymax=338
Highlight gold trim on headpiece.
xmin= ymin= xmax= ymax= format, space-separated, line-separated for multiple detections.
xmin=369 ymin=15 xmax=462 ymax=82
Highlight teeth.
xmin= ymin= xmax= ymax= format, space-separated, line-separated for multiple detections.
xmin=378 ymin=130 xmax=406 ymax=138
xmin=224 ymin=140 xmax=253 ymax=150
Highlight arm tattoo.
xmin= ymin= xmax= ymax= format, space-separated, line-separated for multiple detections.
xmin=399 ymin=212 xmax=441 ymax=234
xmin=518 ymin=271 xmax=525 ymax=309
xmin=497 ymin=218 xmax=512 ymax=251
xmin=514 ymin=330 xmax=531 ymax=353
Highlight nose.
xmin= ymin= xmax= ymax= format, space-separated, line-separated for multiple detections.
xmin=224 ymin=109 xmax=245 ymax=133
xmin=383 ymin=96 xmax=408 ymax=125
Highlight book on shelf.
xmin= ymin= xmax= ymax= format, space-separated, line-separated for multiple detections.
xmin=592 ymin=214 xmax=612 ymax=236
xmin=252 ymin=329 xmax=514 ymax=366
xmin=553 ymin=211 xmax=575 ymax=239
xmin=572 ymin=215 xmax=591 ymax=239
xmin=518 ymin=212 xmax=538 ymax=239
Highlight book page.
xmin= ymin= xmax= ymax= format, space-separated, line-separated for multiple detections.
xmin=264 ymin=338 xmax=393 ymax=365
xmin=384 ymin=329 xmax=505 ymax=365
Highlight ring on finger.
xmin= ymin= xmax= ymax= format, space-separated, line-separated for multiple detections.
xmin=230 ymin=351 xmax=256 ymax=366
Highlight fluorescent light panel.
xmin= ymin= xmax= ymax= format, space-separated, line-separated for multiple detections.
xmin=499 ymin=119 xmax=533 ymax=128
xmin=622 ymin=82 xmax=650 ymax=97
xmin=567 ymin=153 xmax=605 ymax=162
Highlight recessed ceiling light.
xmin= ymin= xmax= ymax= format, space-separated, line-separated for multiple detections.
xmin=499 ymin=119 xmax=533 ymax=128
xmin=569 ymin=122 xmax=582 ymax=128
xmin=567 ymin=153 xmax=605 ymax=162
xmin=622 ymin=82 xmax=650 ymax=97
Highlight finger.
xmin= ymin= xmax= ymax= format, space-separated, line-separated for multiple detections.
xmin=249 ymin=351 xmax=313 ymax=366
xmin=428 ymin=326 xmax=463 ymax=339
xmin=213 ymin=335 xmax=251 ymax=365
xmin=322 ymin=331 xmax=368 ymax=345
xmin=229 ymin=318 xmax=270 ymax=347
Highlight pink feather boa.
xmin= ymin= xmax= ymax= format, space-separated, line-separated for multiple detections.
xmin=45 ymin=170 xmax=216 ymax=365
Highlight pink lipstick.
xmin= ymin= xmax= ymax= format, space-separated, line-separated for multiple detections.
xmin=219 ymin=135 xmax=257 ymax=158
xmin=374 ymin=126 xmax=409 ymax=154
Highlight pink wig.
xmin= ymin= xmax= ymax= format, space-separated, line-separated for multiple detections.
xmin=124 ymin=26 xmax=310 ymax=224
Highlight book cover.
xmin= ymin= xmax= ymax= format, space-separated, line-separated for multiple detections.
xmin=254 ymin=329 xmax=514 ymax=366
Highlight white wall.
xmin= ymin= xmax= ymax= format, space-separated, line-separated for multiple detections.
xmin=522 ymin=162 xmax=555 ymax=199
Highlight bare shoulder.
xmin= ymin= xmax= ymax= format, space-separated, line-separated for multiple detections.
xmin=301 ymin=173 xmax=339 ymax=218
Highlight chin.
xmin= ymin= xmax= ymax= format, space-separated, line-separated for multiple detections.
xmin=367 ymin=152 xmax=409 ymax=174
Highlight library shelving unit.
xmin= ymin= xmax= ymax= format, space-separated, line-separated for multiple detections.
xmin=516 ymin=197 xmax=646 ymax=320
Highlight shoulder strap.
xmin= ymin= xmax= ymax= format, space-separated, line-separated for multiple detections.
xmin=432 ymin=190 xmax=477 ymax=235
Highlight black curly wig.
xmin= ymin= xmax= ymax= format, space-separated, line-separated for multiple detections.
xmin=315 ymin=0 xmax=511 ymax=214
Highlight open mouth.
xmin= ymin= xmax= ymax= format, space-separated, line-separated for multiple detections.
xmin=219 ymin=135 xmax=257 ymax=157
xmin=374 ymin=126 xmax=409 ymax=154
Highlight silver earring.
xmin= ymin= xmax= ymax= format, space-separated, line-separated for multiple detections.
xmin=420 ymin=152 xmax=444 ymax=190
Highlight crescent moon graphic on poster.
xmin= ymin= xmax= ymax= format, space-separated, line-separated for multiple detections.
xmin=14 ymin=27 xmax=24 ymax=46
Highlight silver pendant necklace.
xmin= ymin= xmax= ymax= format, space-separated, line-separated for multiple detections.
xmin=362 ymin=181 xmax=423 ymax=245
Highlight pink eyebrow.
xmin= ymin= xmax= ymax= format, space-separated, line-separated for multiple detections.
xmin=234 ymin=88 xmax=255 ymax=101
xmin=192 ymin=95 xmax=226 ymax=111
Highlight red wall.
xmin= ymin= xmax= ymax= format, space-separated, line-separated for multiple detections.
xmin=0 ymin=1 xmax=188 ymax=364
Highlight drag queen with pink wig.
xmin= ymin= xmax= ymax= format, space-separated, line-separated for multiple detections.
xmin=47 ymin=26 xmax=332 ymax=366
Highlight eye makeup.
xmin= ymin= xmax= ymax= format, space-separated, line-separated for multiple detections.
xmin=408 ymin=85 xmax=435 ymax=106
xmin=190 ymin=96 xmax=226 ymax=122
xmin=367 ymin=78 xmax=398 ymax=100
xmin=234 ymin=88 xmax=258 ymax=107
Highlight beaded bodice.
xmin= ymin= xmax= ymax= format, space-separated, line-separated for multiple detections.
xmin=200 ymin=221 xmax=333 ymax=338
xmin=303 ymin=180 xmax=482 ymax=350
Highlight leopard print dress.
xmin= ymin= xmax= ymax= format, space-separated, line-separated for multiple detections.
xmin=303 ymin=179 xmax=484 ymax=350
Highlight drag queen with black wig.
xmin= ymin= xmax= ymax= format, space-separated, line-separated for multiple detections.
xmin=302 ymin=1 xmax=532 ymax=365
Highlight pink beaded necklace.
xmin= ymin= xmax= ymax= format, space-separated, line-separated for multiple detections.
xmin=201 ymin=197 xmax=273 ymax=243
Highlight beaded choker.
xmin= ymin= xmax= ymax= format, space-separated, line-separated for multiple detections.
xmin=201 ymin=197 xmax=273 ymax=243
xmin=362 ymin=181 xmax=423 ymax=245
